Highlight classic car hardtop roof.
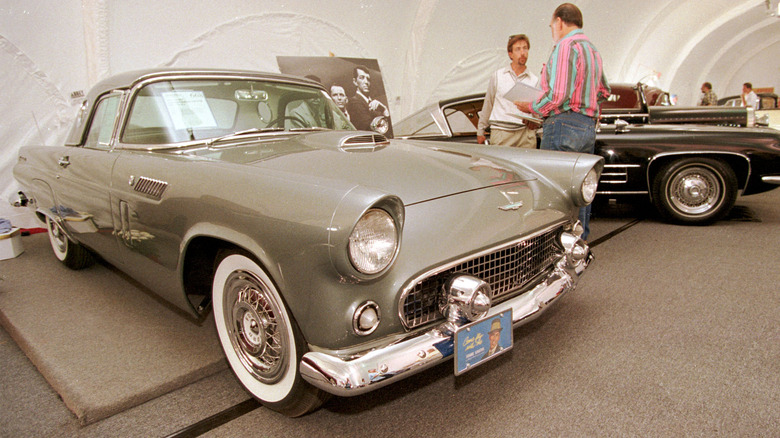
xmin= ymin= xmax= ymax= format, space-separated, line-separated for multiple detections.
xmin=84 ymin=68 xmax=324 ymax=103
xmin=65 ymin=68 xmax=327 ymax=147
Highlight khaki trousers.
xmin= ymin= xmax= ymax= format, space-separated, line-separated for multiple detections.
xmin=489 ymin=127 xmax=537 ymax=148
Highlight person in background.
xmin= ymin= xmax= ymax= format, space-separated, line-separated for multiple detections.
xmin=515 ymin=3 xmax=610 ymax=240
xmin=742 ymin=82 xmax=759 ymax=109
xmin=477 ymin=34 xmax=540 ymax=148
xmin=698 ymin=82 xmax=717 ymax=106
xmin=329 ymin=84 xmax=350 ymax=120
xmin=346 ymin=65 xmax=390 ymax=134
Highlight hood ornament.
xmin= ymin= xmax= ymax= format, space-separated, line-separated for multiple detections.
xmin=498 ymin=201 xmax=523 ymax=211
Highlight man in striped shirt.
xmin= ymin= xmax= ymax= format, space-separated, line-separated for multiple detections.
xmin=516 ymin=3 xmax=610 ymax=240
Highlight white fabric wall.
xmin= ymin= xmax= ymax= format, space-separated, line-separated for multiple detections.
xmin=1 ymin=0 xmax=778 ymax=227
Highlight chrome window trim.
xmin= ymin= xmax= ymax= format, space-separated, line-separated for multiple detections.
xmin=84 ymin=91 xmax=126 ymax=151
xmin=429 ymin=108 xmax=452 ymax=137
xmin=596 ymin=191 xmax=649 ymax=195
xmin=600 ymin=112 xmax=648 ymax=120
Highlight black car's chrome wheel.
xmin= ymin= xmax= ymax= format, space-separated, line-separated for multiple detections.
xmin=46 ymin=216 xmax=93 ymax=269
xmin=652 ymin=158 xmax=737 ymax=224
xmin=212 ymin=253 xmax=328 ymax=416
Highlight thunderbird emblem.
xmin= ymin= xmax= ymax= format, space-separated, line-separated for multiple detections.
xmin=498 ymin=201 xmax=523 ymax=211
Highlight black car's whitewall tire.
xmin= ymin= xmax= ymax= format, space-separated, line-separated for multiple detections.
xmin=212 ymin=253 xmax=327 ymax=416
xmin=46 ymin=216 xmax=93 ymax=269
xmin=652 ymin=157 xmax=737 ymax=224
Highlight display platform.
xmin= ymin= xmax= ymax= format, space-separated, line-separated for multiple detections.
xmin=0 ymin=233 xmax=228 ymax=425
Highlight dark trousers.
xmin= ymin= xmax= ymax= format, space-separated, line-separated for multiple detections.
xmin=540 ymin=111 xmax=597 ymax=240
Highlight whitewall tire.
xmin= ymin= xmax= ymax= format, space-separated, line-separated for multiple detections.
xmin=212 ymin=253 xmax=327 ymax=416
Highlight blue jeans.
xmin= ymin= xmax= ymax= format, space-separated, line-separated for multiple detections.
xmin=540 ymin=112 xmax=597 ymax=240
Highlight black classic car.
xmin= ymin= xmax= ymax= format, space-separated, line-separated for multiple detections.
xmin=394 ymin=83 xmax=780 ymax=224
xmin=717 ymin=92 xmax=779 ymax=129
xmin=717 ymin=92 xmax=777 ymax=110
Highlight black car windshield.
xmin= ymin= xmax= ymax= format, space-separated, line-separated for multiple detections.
xmin=122 ymin=79 xmax=354 ymax=145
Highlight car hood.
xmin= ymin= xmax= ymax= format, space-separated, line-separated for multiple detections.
xmin=199 ymin=131 xmax=537 ymax=205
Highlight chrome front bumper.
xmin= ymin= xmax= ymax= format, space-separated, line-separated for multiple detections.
xmin=300 ymin=250 xmax=593 ymax=397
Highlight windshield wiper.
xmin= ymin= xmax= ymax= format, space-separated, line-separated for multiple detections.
xmin=205 ymin=128 xmax=285 ymax=146
xmin=289 ymin=126 xmax=331 ymax=132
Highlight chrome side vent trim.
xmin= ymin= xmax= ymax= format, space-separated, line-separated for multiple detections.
xmin=339 ymin=134 xmax=390 ymax=152
xmin=132 ymin=176 xmax=168 ymax=199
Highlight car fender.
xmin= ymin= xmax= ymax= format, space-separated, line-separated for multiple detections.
xmin=326 ymin=185 xmax=405 ymax=282
xmin=646 ymin=151 xmax=751 ymax=200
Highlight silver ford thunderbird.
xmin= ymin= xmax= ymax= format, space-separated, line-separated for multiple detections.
xmin=13 ymin=69 xmax=602 ymax=416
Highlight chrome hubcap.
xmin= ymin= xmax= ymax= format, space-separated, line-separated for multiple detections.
xmin=48 ymin=218 xmax=67 ymax=253
xmin=225 ymin=272 xmax=287 ymax=383
xmin=668 ymin=166 xmax=721 ymax=215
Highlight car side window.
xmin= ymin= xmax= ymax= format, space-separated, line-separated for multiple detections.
xmin=445 ymin=108 xmax=477 ymax=135
xmin=393 ymin=110 xmax=443 ymax=137
xmin=285 ymin=98 xmax=327 ymax=129
xmin=84 ymin=94 xmax=121 ymax=150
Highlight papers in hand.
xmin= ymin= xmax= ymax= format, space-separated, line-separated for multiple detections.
xmin=502 ymin=81 xmax=543 ymax=124
xmin=503 ymin=81 xmax=542 ymax=102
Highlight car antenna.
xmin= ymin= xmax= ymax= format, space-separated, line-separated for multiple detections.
xmin=31 ymin=111 xmax=45 ymax=145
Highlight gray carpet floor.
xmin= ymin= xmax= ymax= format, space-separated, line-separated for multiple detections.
xmin=1 ymin=189 xmax=778 ymax=436
xmin=0 ymin=233 xmax=228 ymax=425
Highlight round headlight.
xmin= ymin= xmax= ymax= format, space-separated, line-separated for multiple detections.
xmin=348 ymin=209 xmax=398 ymax=275
xmin=581 ymin=167 xmax=599 ymax=204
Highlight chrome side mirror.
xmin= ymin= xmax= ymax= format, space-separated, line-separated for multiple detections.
xmin=9 ymin=191 xmax=29 ymax=207
xmin=615 ymin=119 xmax=630 ymax=133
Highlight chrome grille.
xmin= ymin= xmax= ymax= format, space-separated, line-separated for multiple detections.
xmin=401 ymin=226 xmax=561 ymax=329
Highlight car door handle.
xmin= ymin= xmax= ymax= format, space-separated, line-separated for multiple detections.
xmin=58 ymin=156 xmax=71 ymax=168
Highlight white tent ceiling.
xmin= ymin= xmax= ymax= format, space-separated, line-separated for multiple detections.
xmin=1 ymin=0 xmax=778 ymax=226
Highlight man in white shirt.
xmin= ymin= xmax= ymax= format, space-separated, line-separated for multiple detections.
xmin=742 ymin=82 xmax=759 ymax=109
xmin=477 ymin=34 xmax=540 ymax=148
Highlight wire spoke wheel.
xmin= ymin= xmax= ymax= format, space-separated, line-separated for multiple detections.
xmin=212 ymin=253 xmax=328 ymax=416
xmin=227 ymin=275 xmax=288 ymax=383
xmin=652 ymin=157 xmax=737 ymax=224
xmin=666 ymin=165 xmax=722 ymax=215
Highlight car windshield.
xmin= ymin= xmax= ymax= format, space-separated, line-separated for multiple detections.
xmin=122 ymin=79 xmax=354 ymax=145
xmin=601 ymin=86 xmax=640 ymax=111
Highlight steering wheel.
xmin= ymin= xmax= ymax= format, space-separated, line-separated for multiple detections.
xmin=265 ymin=115 xmax=308 ymax=129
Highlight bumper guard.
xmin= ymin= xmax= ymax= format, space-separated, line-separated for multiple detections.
xmin=300 ymin=249 xmax=593 ymax=397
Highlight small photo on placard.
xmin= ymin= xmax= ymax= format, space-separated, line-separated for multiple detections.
xmin=454 ymin=310 xmax=513 ymax=375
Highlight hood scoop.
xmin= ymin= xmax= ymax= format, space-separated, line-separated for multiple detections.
xmin=338 ymin=133 xmax=389 ymax=153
